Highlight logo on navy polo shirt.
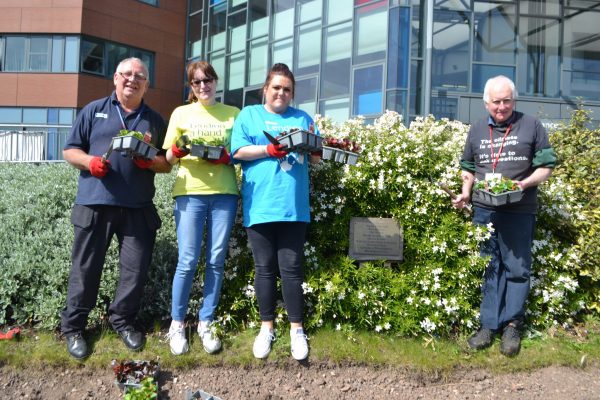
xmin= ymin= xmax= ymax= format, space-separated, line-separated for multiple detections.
xmin=95 ymin=112 xmax=108 ymax=119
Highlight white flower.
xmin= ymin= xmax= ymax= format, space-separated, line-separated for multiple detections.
xmin=375 ymin=325 xmax=382 ymax=332
xmin=336 ymin=323 xmax=341 ymax=331
xmin=357 ymin=292 xmax=366 ymax=300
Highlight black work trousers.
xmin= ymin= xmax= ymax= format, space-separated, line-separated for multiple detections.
xmin=246 ymin=222 xmax=307 ymax=323
xmin=60 ymin=204 xmax=161 ymax=335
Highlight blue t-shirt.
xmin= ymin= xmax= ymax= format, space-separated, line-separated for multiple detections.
xmin=231 ymin=104 xmax=317 ymax=227
xmin=64 ymin=92 xmax=167 ymax=207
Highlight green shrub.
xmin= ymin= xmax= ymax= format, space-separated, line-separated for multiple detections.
xmin=0 ymin=109 xmax=597 ymax=336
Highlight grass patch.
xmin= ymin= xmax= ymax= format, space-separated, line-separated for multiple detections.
xmin=1 ymin=319 xmax=599 ymax=375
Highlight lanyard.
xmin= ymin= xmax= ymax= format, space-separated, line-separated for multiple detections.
xmin=488 ymin=124 xmax=512 ymax=173
xmin=115 ymin=103 xmax=145 ymax=132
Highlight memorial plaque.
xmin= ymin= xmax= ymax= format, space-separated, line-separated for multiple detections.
xmin=349 ymin=217 xmax=403 ymax=261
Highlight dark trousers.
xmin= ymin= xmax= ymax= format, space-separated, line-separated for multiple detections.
xmin=246 ymin=222 xmax=307 ymax=323
xmin=60 ymin=204 xmax=160 ymax=335
xmin=473 ymin=207 xmax=535 ymax=331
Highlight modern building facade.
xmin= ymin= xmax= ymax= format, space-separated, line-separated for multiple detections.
xmin=186 ymin=0 xmax=600 ymax=126
xmin=0 ymin=0 xmax=186 ymax=161
xmin=1 ymin=0 xmax=599 ymax=161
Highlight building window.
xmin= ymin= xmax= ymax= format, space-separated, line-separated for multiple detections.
xmin=295 ymin=76 xmax=318 ymax=115
xmin=321 ymin=21 xmax=352 ymax=99
xmin=138 ymin=0 xmax=158 ymax=6
xmin=432 ymin=9 xmax=471 ymax=91
xmin=353 ymin=64 xmax=384 ymax=116
xmin=354 ymin=1 xmax=387 ymax=64
xmin=81 ymin=38 xmax=105 ymax=75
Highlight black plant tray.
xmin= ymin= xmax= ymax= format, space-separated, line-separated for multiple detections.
xmin=190 ymin=143 xmax=224 ymax=160
xmin=276 ymin=130 xmax=322 ymax=153
xmin=473 ymin=188 xmax=524 ymax=206
xmin=112 ymin=135 xmax=158 ymax=159
xmin=321 ymin=146 xmax=359 ymax=165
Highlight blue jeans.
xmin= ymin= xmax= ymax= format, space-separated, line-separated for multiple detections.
xmin=171 ymin=194 xmax=238 ymax=322
xmin=473 ymin=207 xmax=536 ymax=331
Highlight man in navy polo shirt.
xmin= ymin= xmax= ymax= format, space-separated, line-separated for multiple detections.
xmin=60 ymin=57 xmax=172 ymax=359
xmin=452 ymin=75 xmax=556 ymax=356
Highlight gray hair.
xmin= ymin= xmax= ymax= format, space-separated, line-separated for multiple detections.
xmin=116 ymin=57 xmax=149 ymax=81
xmin=483 ymin=75 xmax=517 ymax=103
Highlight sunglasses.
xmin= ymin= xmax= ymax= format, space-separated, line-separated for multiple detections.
xmin=191 ymin=78 xmax=215 ymax=86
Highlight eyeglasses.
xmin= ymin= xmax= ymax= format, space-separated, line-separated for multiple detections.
xmin=191 ymin=78 xmax=215 ymax=86
xmin=118 ymin=71 xmax=147 ymax=82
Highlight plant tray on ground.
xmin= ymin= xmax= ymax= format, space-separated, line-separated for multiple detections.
xmin=112 ymin=359 xmax=159 ymax=392
xmin=321 ymin=146 xmax=359 ymax=165
xmin=190 ymin=143 xmax=224 ymax=160
xmin=276 ymin=130 xmax=323 ymax=153
xmin=112 ymin=135 xmax=158 ymax=159
xmin=473 ymin=188 xmax=524 ymax=206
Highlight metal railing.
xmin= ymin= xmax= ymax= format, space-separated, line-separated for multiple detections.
xmin=0 ymin=128 xmax=70 ymax=162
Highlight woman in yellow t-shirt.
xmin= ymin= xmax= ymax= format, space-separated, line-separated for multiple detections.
xmin=163 ymin=61 xmax=239 ymax=355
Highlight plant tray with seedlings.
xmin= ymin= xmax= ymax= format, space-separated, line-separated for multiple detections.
xmin=189 ymin=137 xmax=225 ymax=160
xmin=473 ymin=177 xmax=523 ymax=206
xmin=275 ymin=129 xmax=323 ymax=153
xmin=112 ymin=359 xmax=159 ymax=393
xmin=112 ymin=131 xmax=158 ymax=159
xmin=321 ymin=146 xmax=359 ymax=165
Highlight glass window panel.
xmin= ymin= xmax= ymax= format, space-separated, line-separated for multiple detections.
xmin=225 ymin=88 xmax=244 ymax=109
xmin=354 ymin=1 xmax=387 ymax=64
xmin=409 ymin=59 xmax=423 ymax=116
xmin=472 ymin=64 xmax=515 ymax=92
xmin=297 ymin=0 xmax=322 ymax=24
xmin=295 ymin=76 xmax=318 ymax=115
xmin=273 ymin=0 xmax=295 ymax=41
xmin=48 ymin=108 xmax=59 ymax=124
xmin=321 ymin=21 xmax=351 ymax=98
xmin=520 ymin=0 xmax=560 ymax=16
xmin=387 ymin=7 xmax=410 ymax=89
xmin=81 ymin=39 xmax=104 ymax=74
xmin=64 ymin=36 xmax=79 ymax=72
xmin=272 ymin=38 xmax=294 ymax=68
xmin=227 ymin=52 xmax=246 ymax=90
xmin=326 ymin=0 xmax=352 ymax=24
xmin=29 ymin=37 xmax=51 ymax=71
xmin=230 ymin=0 xmax=247 ymax=12
xmin=296 ymin=20 xmax=321 ymax=74
xmin=244 ymin=87 xmax=263 ymax=106
xmin=209 ymin=50 xmax=226 ymax=92
xmin=209 ymin=2 xmax=227 ymax=51
xmin=432 ymin=10 xmax=470 ymax=91
xmin=248 ymin=37 xmax=268 ymax=86
xmin=189 ymin=13 xmax=203 ymax=59
xmin=565 ymin=0 xmax=600 ymax=9
xmin=320 ymin=97 xmax=349 ymax=123
xmin=517 ymin=16 xmax=560 ymax=97
xmin=59 ymin=109 xmax=74 ymax=124
xmin=430 ymin=96 xmax=458 ymax=120
xmin=0 ymin=108 xmax=22 ymax=123
xmin=563 ymin=9 xmax=600 ymax=99
xmin=386 ymin=90 xmax=408 ymax=118
xmin=23 ymin=108 xmax=47 ymax=124
xmin=228 ymin=12 xmax=247 ymax=53
xmin=434 ymin=0 xmax=471 ymax=10
xmin=5 ymin=37 xmax=26 ymax=71
xmin=52 ymin=36 xmax=65 ymax=72
xmin=411 ymin=5 xmax=422 ymax=58
xmin=107 ymin=43 xmax=129 ymax=75
xmin=249 ymin=0 xmax=269 ymax=38
xmin=190 ymin=0 xmax=203 ymax=13
xmin=353 ymin=64 xmax=383 ymax=115
xmin=473 ymin=2 xmax=516 ymax=64
xmin=138 ymin=0 xmax=158 ymax=5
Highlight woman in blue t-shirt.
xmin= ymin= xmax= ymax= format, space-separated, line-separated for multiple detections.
xmin=231 ymin=63 xmax=319 ymax=361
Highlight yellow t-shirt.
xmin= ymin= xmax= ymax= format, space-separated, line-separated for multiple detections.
xmin=163 ymin=102 xmax=240 ymax=197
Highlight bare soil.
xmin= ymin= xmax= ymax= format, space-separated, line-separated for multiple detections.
xmin=1 ymin=362 xmax=599 ymax=400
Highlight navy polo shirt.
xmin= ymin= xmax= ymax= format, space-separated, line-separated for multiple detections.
xmin=64 ymin=92 xmax=167 ymax=207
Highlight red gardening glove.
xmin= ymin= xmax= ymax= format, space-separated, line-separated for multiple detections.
xmin=266 ymin=143 xmax=288 ymax=158
xmin=89 ymin=156 xmax=110 ymax=178
xmin=209 ymin=148 xmax=231 ymax=165
xmin=133 ymin=157 xmax=154 ymax=169
xmin=171 ymin=142 xmax=190 ymax=158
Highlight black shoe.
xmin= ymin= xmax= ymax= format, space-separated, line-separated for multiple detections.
xmin=66 ymin=332 xmax=89 ymax=360
xmin=500 ymin=323 xmax=521 ymax=356
xmin=118 ymin=327 xmax=145 ymax=351
xmin=467 ymin=328 xmax=494 ymax=350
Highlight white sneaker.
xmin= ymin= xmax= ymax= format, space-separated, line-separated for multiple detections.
xmin=253 ymin=328 xmax=275 ymax=359
xmin=198 ymin=321 xmax=221 ymax=354
xmin=167 ymin=321 xmax=188 ymax=355
xmin=290 ymin=328 xmax=309 ymax=360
